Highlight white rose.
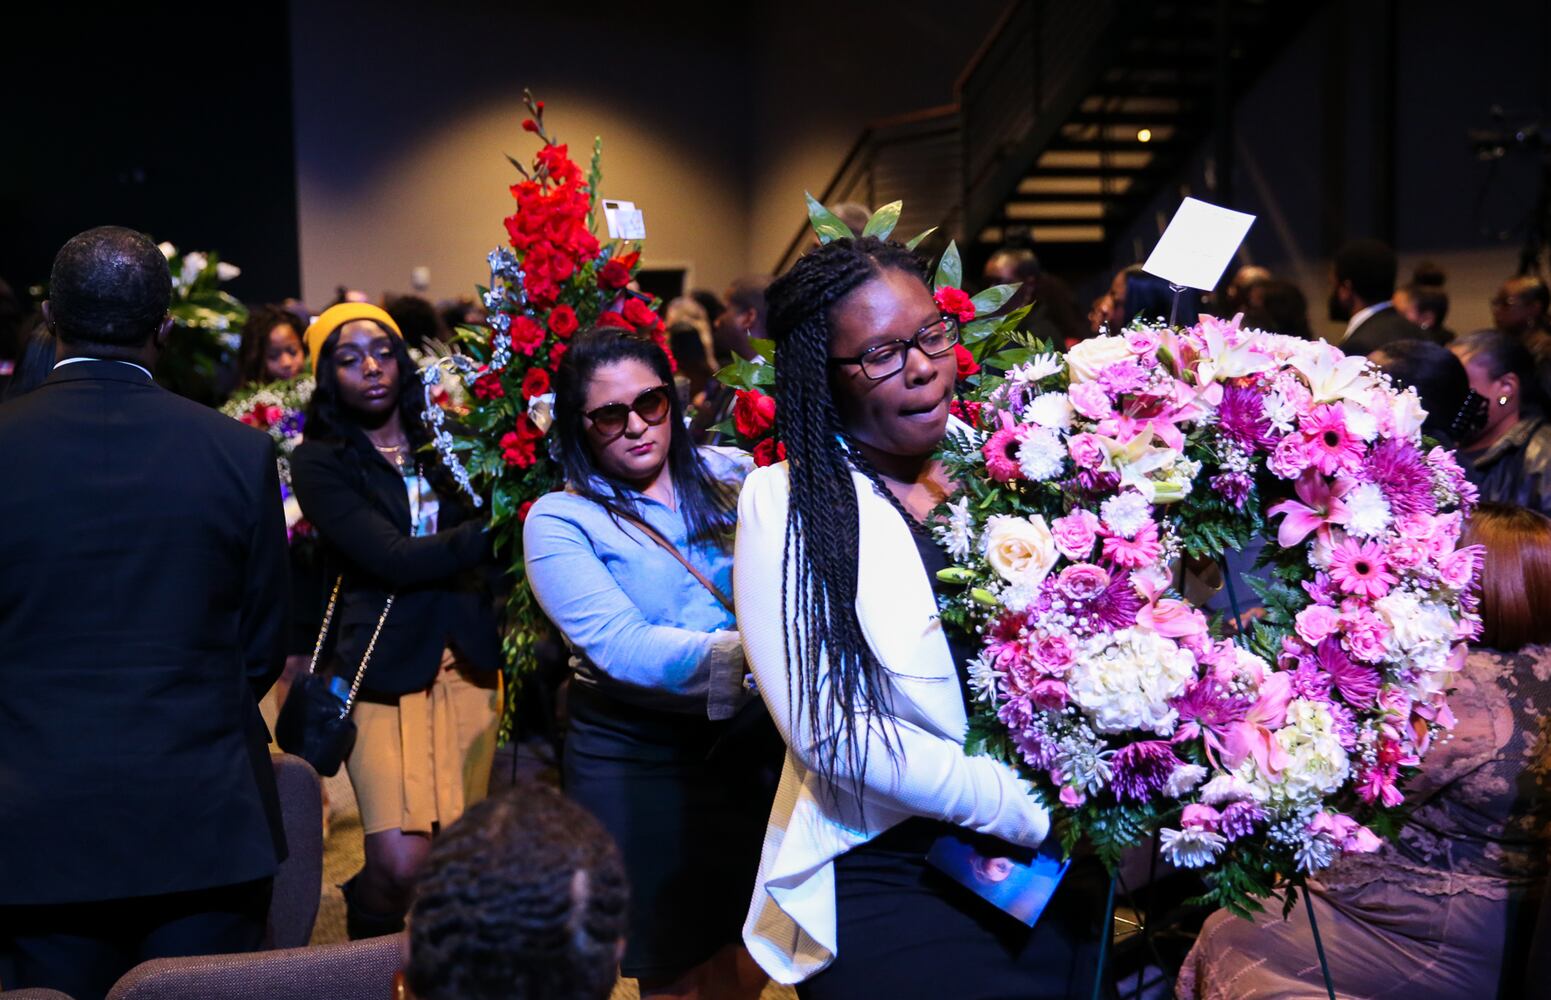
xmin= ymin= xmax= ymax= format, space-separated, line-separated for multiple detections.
xmin=984 ymin=514 xmax=1059 ymax=588
xmin=157 ymin=241 xmax=177 ymax=260
xmin=1065 ymin=335 xmax=1134 ymax=383
xmin=216 ymin=261 xmax=242 ymax=281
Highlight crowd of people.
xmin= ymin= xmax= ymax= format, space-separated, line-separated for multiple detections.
xmin=1 ymin=218 xmax=1549 ymax=1000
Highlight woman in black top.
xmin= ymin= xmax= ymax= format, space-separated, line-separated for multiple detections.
xmin=290 ymin=304 xmax=500 ymax=939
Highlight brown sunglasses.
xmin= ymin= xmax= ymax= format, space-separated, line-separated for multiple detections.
xmin=584 ymin=384 xmax=673 ymax=437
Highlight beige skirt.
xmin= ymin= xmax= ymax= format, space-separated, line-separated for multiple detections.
xmin=346 ymin=655 xmax=502 ymax=836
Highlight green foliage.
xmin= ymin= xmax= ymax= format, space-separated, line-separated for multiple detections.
xmin=714 ymin=356 xmax=774 ymax=390
xmin=805 ymin=191 xmax=855 ymax=244
xmin=861 ymin=200 xmax=903 ymax=239
xmin=905 ymin=227 xmax=938 ymax=251
xmin=933 ymin=240 xmax=963 ymax=291
xmin=969 ymin=283 xmax=1019 ymax=315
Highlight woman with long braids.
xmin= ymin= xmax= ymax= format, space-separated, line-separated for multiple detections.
xmin=736 ymin=237 xmax=1107 ymax=997
xmin=523 ymin=327 xmax=773 ymax=1000
xmin=290 ymin=303 xmax=503 ymax=939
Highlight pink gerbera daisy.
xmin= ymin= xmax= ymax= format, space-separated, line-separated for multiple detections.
xmin=982 ymin=426 xmax=1026 ymax=483
xmin=1301 ymin=404 xmax=1364 ymax=475
xmin=1328 ymin=537 xmax=1398 ymax=599
xmin=1101 ymin=519 xmax=1162 ymax=569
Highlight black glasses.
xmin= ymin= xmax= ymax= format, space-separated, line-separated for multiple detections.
xmin=827 ymin=316 xmax=961 ymax=381
xmin=584 ymin=385 xmax=673 ymax=437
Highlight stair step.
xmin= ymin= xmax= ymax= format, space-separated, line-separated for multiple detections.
xmin=978 ymin=224 xmax=1106 ymax=245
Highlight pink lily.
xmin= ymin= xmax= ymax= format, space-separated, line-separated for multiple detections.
xmin=1221 ymin=672 xmax=1293 ymax=777
xmin=1267 ymin=470 xmax=1351 ymax=548
xmin=1133 ymin=568 xmax=1209 ymax=640
xmin=1309 ymin=811 xmax=1382 ymax=853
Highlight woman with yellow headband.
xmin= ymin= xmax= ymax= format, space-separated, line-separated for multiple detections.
xmin=290 ymin=303 xmax=502 ymax=939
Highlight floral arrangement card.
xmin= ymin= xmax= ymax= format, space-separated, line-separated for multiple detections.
xmin=1142 ymin=197 xmax=1256 ymax=291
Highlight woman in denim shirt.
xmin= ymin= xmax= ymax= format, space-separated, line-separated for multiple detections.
xmin=524 ymin=327 xmax=771 ymax=1000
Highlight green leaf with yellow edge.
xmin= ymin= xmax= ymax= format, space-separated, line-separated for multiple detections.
xmin=748 ymin=337 xmax=777 ymax=361
xmin=905 ymin=227 xmax=938 ymax=251
xmin=805 ymin=192 xmax=854 ymax=244
xmin=714 ymin=356 xmax=774 ymax=390
xmin=861 ymin=200 xmax=903 ymax=240
xmin=933 ymin=240 xmax=962 ymax=291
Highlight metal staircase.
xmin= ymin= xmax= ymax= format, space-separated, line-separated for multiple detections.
xmin=776 ymin=0 xmax=1324 ymax=281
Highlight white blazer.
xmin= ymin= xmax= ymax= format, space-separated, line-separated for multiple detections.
xmin=734 ymin=462 xmax=1050 ymax=985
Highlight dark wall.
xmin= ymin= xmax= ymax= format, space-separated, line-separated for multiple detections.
xmin=0 ymin=2 xmax=301 ymax=307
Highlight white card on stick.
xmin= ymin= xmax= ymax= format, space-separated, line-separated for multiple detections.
xmin=1141 ymin=197 xmax=1256 ymax=291
xmin=603 ymin=199 xmax=646 ymax=240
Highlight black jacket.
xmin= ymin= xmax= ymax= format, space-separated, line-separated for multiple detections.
xmin=1464 ymin=415 xmax=1551 ymax=518
xmin=0 ymin=361 xmax=288 ymax=905
xmin=1341 ymin=305 xmax=1447 ymax=357
xmin=290 ymin=433 xmax=499 ymax=696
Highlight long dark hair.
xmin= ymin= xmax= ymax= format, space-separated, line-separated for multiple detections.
xmin=304 ymin=322 xmax=468 ymax=509
xmin=237 ymin=304 xmax=304 ymax=386
xmin=551 ymin=327 xmax=737 ymax=545
xmin=765 ymin=235 xmax=931 ymax=803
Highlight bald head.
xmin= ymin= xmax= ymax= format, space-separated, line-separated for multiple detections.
xmin=48 ymin=227 xmax=171 ymax=347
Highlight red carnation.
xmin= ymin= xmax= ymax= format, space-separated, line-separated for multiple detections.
xmin=520 ymin=367 xmax=551 ymax=400
xmin=733 ymin=389 xmax=777 ymax=439
xmin=595 ymin=310 xmax=632 ymax=331
xmin=598 ymin=259 xmax=631 ymax=290
xmin=954 ymin=343 xmax=980 ymax=380
xmin=547 ymin=304 xmax=578 ymax=338
xmin=471 ymin=373 xmax=505 ymax=400
xmin=510 ymin=315 xmax=546 ymax=355
xmin=622 ymin=297 xmax=659 ymax=330
xmin=934 ymin=286 xmax=976 ymax=323
xmin=949 ymin=398 xmax=984 ymax=426
xmin=517 ymin=499 xmax=535 ymax=522
xmin=752 ymin=438 xmax=787 ymax=467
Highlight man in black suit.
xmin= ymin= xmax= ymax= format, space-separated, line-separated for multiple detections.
xmin=0 ymin=228 xmax=289 ymax=999
xmin=1328 ymin=238 xmax=1445 ymax=356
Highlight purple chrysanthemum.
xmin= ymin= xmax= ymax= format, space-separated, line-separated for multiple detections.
xmin=1361 ymin=438 xmax=1436 ymax=516
xmin=1216 ymin=384 xmax=1278 ymax=452
xmin=1289 ymin=658 xmax=1333 ymax=701
xmin=1172 ymin=678 xmax=1252 ymax=730
xmin=1110 ymin=741 xmax=1181 ymax=802
xmin=1218 ymin=800 xmax=1266 ymax=841
xmin=1210 ymin=471 xmax=1253 ymax=509
xmin=1083 ymin=573 xmax=1146 ymax=634
xmin=1316 ymin=638 xmax=1380 ymax=707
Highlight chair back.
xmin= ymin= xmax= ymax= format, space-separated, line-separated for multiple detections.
xmin=267 ymin=753 xmax=323 ymax=948
xmin=104 ymin=934 xmax=406 ymax=1000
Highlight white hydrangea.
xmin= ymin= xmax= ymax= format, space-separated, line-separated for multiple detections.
xmin=1374 ymin=592 xmax=1458 ymax=695
xmin=1267 ymin=699 xmax=1351 ymax=802
xmin=1100 ymin=490 xmax=1153 ymax=539
xmin=1016 ymin=427 xmax=1067 ymax=481
xmin=1023 ymin=391 xmax=1074 ymax=431
xmin=1066 ymin=628 xmax=1196 ymax=734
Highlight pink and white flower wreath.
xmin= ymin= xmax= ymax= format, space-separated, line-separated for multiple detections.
xmin=935 ymin=315 xmax=1480 ymax=913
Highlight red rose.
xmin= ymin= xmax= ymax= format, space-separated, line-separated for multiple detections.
xmin=752 ymin=438 xmax=786 ymax=467
xmin=547 ymin=304 xmax=578 ymax=337
xmin=499 ymin=415 xmax=545 ymax=469
xmin=471 ymin=373 xmax=505 ymax=401
xmin=517 ymin=499 xmax=535 ymax=522
xmin=954 ymin=343 xmax=980 ymax=380
xmin=733 ymin=389 xmax=777 ymax=439
xmin=520 ymin=367 xmax=551 ymax=399
xmin=934 ymin=286 xmax=976 ymax=323
xmin=598 ymin=259 xmax=631 ymax=290
xmin=595 ymin=310 xmax=632 ymax=331
xmin=510 ymin=315 xmax=546 ymax=355
xmin=549 ymin=341 xmax=568 ymax=368
xmin=622 ymin=297 xmax=659 ymax=329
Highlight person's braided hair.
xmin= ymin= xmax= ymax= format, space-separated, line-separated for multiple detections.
xmin=765 ymin=235 xmax=935 ymax=805
xmin=406 ymin=782 xmax=628 ymax=1000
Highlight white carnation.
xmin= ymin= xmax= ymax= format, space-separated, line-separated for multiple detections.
xmin=1341 ymin=400 xmax=1379 ymax=442
xmin=1337 ymin=482 xmax=1392 ymax=538
xmin=1164 ymin=763 xmax=1209 ymax=798
xmin=1016 ymin=427 xmax=1066 ymax=481
xmin=1198 ymin=773 xmax=1268 ymax=806
xmin=1023 ymin=392 xmax=1074 ymax=431
xmin=1100 ymin=490 xmax=1152 ymax=539
xmin=1066 ymin=628 xmax=1195 ymax=734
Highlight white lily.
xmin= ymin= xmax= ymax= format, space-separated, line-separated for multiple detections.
xmin=1290 ymin=344 xmax=1370 ymax=404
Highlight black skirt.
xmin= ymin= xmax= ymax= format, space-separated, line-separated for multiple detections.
xmin=562 ymin=681 xmax=779 ymax=982
xmin=797 ymin=819 xmax=1112 ymax=1000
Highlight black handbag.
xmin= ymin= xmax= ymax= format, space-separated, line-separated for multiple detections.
xmin=275 ymin=577 xmax=395 ymax=777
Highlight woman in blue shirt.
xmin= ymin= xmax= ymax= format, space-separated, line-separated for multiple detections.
xmin=524 ymin=327 xmax=772 ymax=1000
